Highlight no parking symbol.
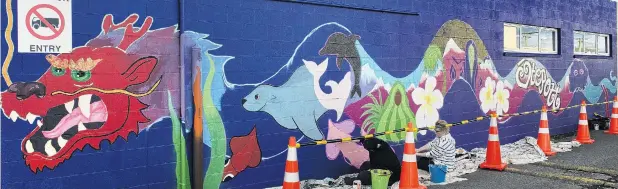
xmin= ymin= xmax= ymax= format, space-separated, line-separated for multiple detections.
xmin=18 ymin=0 xmax=72 ymax=53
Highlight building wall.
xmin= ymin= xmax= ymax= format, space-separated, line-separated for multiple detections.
xmin=1 ymin=0 xmax=617 ymax=189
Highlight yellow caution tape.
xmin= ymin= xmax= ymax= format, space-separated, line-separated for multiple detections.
xmin=296 ymin=100 xmax=610 ymax=147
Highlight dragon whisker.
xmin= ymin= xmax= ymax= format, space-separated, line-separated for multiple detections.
xmin=51 ymin=79 xmax=161 ymax=97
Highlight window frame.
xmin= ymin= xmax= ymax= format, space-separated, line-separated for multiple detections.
xmin=574 ymin=31 xmax=610 ymax=56
xmin=503 ymin=23 xmax=559 ymax=55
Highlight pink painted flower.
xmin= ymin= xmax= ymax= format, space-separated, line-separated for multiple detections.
xmin=325 ymin=119 xmax=369 ymax=169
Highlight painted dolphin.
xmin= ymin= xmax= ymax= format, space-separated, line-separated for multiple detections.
xmin=319 ymin=32 xmax=363 ymax=98
xmin=303 ymin=58 xmax=352 ymax=121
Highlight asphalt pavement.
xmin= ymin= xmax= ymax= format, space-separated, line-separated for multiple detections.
xmin=431 ymin=131 xmax=618 ymax=189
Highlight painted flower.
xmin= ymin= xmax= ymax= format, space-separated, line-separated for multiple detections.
xmin=325 ymin=119 xmax=369 ymax=169
xmin=412 ymin=76 xmax=443 ymax=135
xmin=494 ymin=80 xmax=510 ymax=116
xmin=479 ymin=77 xmax=496 ymax=114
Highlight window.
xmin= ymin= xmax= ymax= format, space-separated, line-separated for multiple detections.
xmin=503 ymin=23 xmax=558 ymax=54
xmin=574 ymin=31 xmax=609 ymax=56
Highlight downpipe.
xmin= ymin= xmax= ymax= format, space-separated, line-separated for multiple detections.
xmin=191 ymin=47 xmax=203 ymax=189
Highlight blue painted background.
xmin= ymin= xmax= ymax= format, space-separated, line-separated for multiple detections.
xmin=2 ymin=0 xmax=617 ymax=188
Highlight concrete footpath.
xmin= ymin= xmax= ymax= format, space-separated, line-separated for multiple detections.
xmin=431 ymin=131 xmax=618 ymax=189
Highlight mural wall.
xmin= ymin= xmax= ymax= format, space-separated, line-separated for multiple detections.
xmin=2 ymin=0 xmax=617 ymax=188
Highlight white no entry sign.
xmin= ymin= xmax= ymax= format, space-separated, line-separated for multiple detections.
xmin=18 ymin=0 xmax=72 ymax=53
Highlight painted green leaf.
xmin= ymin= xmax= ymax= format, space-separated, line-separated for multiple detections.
xmin=203 ymin=53 xmax=227 ymax=189
xmin=168 ymin=90 xmax=191 ymax=189
xmin=423 ymin=45 xmax=442 ymax=76
xmin=361 ymin=92 xmax=384 ymax=133
xmin=467 ymin=42 xmax=476 ymax=81
xmin=374 ymin=82 xmax=416 ymax=142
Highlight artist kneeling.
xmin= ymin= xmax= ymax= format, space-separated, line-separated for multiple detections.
xmin=416 ymin=120 xmax=457 ymax=173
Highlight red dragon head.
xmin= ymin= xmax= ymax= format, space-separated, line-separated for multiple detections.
xmin=1 ymin=14 xmax=161 ymax=172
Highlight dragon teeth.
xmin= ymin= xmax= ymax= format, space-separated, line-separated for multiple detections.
xmin=64 ymin=100 xmax=74 ymax=114
xmin=26 ymin=113 xmax=37 ymax=124
xmin=78 ymin=122 xmax=87 ymax=131
xmin=45 ymin=140 xmax=57 ymax=156
xmin=78 ymin=95 xmax=92 ymax=118
xmin=9 ymin=111 xmax=18 ymax=122
xmin=25 ymin=140 xmax=34 ymax=153
xmin=58 ymin=137 xmax=67 ymax=148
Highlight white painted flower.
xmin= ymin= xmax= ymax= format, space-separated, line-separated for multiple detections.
xmin=479 ymin=77 xmax=496 ymax=114
xmin=494 ymin=80 xmax=510 ymax=116
xmin=412 ymin=76 xmax=443 ymax=135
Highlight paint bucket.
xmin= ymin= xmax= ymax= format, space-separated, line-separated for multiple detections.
xmin=370 ymin=169 xmax=391 ymax=189
xmin=429 ymin=164 xmax=448 ymax=183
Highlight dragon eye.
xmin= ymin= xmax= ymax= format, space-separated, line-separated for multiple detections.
xmin=51 ymin=67 xmax=66 ymax=76
xmin=254 ymin=94 xmax=259 ymax=100
xmin=71 ymin=70 xmax=91 ymax=82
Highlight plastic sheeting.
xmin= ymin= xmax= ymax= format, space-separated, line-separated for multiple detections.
xmin=266 ymin=137 xmax=581 ymax=189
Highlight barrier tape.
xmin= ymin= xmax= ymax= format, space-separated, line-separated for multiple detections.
xmin=293 ymin=101 xmax=614 ymax=148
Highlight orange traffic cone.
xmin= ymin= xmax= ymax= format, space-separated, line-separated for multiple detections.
xmin=479 ymin=111 xmax=507 ymax=171
xmin=282 ymin=137 xmax=300 ymax=189
xmin=574 ymin=101 xmax=594 ymax=144
xmin=605 ymin=96 xmax=618 ymax=135
xmin=537 ymin=105 xmax=556 ymax=156
xmin=398 ymin=122 xmax=427 ymax=189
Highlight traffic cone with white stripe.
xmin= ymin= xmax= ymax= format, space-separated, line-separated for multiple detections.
xmin=605 ymin=96 xmax=618 ymax=135
xmin=479 ymin=111 xmax=507 ymax=171
xmin=398 ymin=122 xmax=426 ymax=189
xmin=574 ymin=100 xmax=595 ymax=144
xmin=283 ymin=136 xmax=300 ymax=189
xmin=537 ymin=105 xmax=556 ymax=156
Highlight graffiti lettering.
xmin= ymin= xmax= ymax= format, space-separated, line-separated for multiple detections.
xmin=515 ymin=59 xmax=562 ymax=109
